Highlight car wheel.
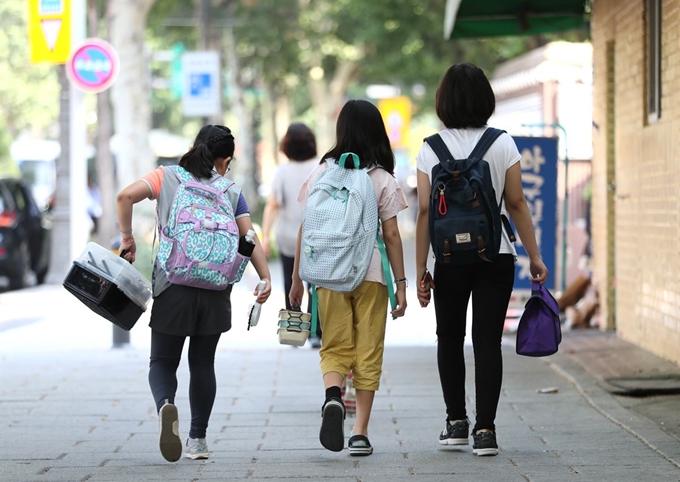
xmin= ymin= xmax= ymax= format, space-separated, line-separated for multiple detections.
xmin=8 ymin=243 xmax=30 ymax=290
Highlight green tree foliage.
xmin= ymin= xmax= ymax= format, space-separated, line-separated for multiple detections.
xmin=147 ymin=0 xmax=581 ymax=120
xmin=147 ymin=0 xmax=589 ymax=132
xmin=0 ymin=1 xmax=59 ymax=169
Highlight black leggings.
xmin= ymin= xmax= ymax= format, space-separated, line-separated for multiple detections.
xmin=149 ymin=330 xmax=221 ymax=439
xmin=433 ymin=254 xmax=515 ymax=433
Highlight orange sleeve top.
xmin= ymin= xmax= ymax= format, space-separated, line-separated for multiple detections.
xmin=141 ymin=166 xmax=165 ymax=199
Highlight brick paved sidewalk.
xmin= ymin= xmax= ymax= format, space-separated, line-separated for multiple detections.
xmin=1 ymin=336 xmax=679 ymax=481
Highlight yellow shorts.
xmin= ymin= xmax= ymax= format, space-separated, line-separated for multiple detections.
xmin=317 ymin=281 xmax=388 ymax=391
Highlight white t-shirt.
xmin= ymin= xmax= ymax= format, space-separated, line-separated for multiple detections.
xmin=415 ymin=127 xmax=521 ymax=255
xmin=271 ymin=158 xmax=318 ymax=257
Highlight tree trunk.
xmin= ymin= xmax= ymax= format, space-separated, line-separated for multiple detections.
xmin=225 ymin=26 xmax=257 ymax=212
xmin=268 ymin=87 xmax=292 ymax=165
xmin=108 ymin=0 xmax=156 ymax=190
xmin=307 ymin=56 xmax=359 ymax=156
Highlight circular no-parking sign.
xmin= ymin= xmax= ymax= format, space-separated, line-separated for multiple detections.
xmin=66 ymin=38 xmax=119 ymax=93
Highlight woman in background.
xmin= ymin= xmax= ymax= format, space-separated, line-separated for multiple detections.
xmin=262 ymin=122 xmax=322 ymax=347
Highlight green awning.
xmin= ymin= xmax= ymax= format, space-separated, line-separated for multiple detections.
xmin=445 ymin=0 xmax=589 ymax=39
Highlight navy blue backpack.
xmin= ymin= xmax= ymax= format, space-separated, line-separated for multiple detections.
xmin=425 ymin=128 xmax=515 ymax=266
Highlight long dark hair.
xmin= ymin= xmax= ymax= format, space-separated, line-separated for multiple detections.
xmin=178 ymin=125 xmax=235 ymax=178
xmin=322 ymin=100 xmax=395 ymax=175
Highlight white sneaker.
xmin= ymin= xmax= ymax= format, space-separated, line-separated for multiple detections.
xmin=158 ymin=402 xmax=182 ymax=462
xmin=185 ymin=437 xmax=210 ymax=460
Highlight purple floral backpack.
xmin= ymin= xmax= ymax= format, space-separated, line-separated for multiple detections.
xmin=516 ymin=281 xmax=561 ymax=357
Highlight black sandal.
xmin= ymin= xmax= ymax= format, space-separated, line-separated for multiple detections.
xmin=348 ymin=434 xmax=373 ymax=456
xmin=319 ymin=398 xmax=345 ymax=452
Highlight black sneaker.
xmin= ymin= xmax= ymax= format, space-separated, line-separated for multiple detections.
xmin=319 ymin=397 xmax=345 ymax=452
xmin=438 ymin=418 xmax=469 ymax=445
xmin=472 ymin=430 xmax=499 ymax=456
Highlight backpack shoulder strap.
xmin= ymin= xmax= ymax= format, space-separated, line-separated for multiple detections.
xmin=423 ymin=134 xmax=452 ymax=164
xmin=338 ymin=152 xmax=360 ymax=169
xmin=210 ymin=174 xmax=235 ymax=193
xmin=469 ymin=127 xmax=505 ymax=160
xmin=169 ymin=165 xmax=195 ymax=183
xmin=501 ymin=214 xmax=516 ymax=242
xmin=376 ymin=222 xmax=397 ymax=320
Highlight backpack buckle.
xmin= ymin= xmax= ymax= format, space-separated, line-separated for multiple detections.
xmin=333 ymin=188 xmax=349 ymax=202
xmin=471 ymin=190 xmax=480 ymax=209
xmin=477 ymin=236 xmax=492 ymax=262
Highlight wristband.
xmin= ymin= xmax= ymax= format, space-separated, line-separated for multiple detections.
xmin=120 ymin=229 xmax=133 ymax=235
xmin=394 ymin=278 xmax=408 ymax=287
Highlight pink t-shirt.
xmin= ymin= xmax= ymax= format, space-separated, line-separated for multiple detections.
xmin=297 ymin=162 xmax=408 ymax=285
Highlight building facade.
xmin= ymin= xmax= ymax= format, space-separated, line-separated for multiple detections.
xmin=591 ymin=0 xmax=680 ymax=364
xmin=489 ymin=42 xmax=593 ymax=293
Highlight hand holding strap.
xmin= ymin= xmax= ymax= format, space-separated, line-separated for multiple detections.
xmin=377 ymin=222 xmax=397 ymax=319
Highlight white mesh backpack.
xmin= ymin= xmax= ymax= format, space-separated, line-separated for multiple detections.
xmin=299 ymin=152 xmax=379 ymax=292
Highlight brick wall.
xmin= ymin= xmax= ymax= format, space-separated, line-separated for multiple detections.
xmin=591 ymin=0 xmax=680 ymax=365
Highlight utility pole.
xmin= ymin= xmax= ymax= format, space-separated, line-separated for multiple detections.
xmin=46 ymin=0 xmax=89 ymax=284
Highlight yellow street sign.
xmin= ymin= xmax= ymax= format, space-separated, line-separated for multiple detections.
xmin=29 ymin=0 xmax=72 ymax=64
xmin=378 ymin=96 xmax=412 ymax=148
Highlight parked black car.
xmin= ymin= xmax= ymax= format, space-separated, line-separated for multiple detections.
xmin=0 ymin=178 xmax=51 ymax=289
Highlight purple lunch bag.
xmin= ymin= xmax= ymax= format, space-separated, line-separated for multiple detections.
xmin=516 ymin=281 xmax=562 ymax=357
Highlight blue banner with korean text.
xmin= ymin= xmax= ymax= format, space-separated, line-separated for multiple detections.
xmin=511 ymin=137 xmax=558 ymax=291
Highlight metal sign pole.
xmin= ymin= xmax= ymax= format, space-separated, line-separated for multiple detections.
xmin=69 ymin=0 xmax=88 ymax=265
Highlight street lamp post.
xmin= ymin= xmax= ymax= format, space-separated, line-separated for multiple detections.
xmin=523 ymin=122 xmax=569 ymax=293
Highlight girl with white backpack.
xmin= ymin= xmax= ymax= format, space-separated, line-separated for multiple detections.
xmin=290 ymin=100 xmax=408 ymax=456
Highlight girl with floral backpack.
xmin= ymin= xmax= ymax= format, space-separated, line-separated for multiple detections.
xmin=116 ymin=125 xmax=271 ymax=462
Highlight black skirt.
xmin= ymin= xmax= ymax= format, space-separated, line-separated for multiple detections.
xmin=149 ymin=284 xmax=233 ymax=336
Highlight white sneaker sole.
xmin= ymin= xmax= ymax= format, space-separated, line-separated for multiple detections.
xmin=159 ymin=404 xmax=182 ymax=462
xmin=439 ymin=438 xmax=469 ymax=446
xmin=185 ymin=451 xmax=210 ymax=460
xmin=473 ymin=447 xmax=499 ymax=456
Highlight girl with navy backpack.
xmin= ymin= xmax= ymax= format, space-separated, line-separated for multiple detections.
xmin=289 ymin=100 xmax=408 ymax=456
xmin=415 ymin=64 xmax=549 ymax=456
xmin=116 ymin=125 xmax=271 ymax=462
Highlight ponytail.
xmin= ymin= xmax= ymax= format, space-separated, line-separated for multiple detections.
xmin=178 ymin=143 xmax=214 ymax=179
xmin=178 ymin=124 xmax=235 ymax=179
